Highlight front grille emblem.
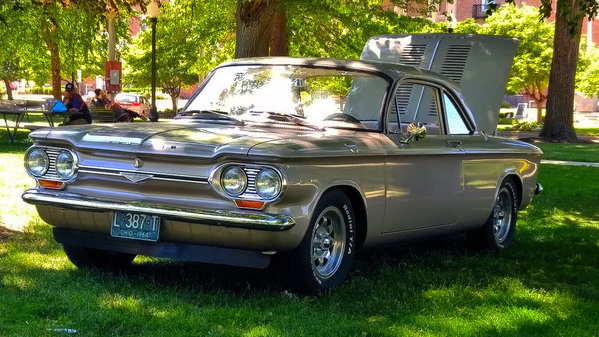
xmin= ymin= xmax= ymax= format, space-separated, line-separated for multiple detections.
xmin=133 ymin=158 xmax=143 ymax=168
xmin=121 ymin=172 xmax=153 ymax=183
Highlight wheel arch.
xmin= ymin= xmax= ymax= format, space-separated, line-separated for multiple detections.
xmin=320 ymin=185 xmax=368 ymax=251
xmin=501 ymin=173 xmax=522 ymax=208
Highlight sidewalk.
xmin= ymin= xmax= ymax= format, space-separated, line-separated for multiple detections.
xmin=541 ymin=159 xmax=599 ymax=167
xmin=495 ymin=130 xmax=599 ymax=143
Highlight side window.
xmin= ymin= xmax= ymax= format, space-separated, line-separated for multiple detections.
xmin=443 ymin=92 xmax=470 ymax=135
xmin=387 ymin=81 xmax=441 ymax=135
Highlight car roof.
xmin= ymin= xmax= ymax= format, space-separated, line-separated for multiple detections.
xmin=217 ymin=57 xmax=460 ymax=89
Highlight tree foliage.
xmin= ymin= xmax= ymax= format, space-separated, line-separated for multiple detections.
xmin=234 ymin=0 xmax=445 ymax=59
xmin=527 ymin=0 xmax=599 ymax=141
xmin=285 ymin=0 xmax=441 ymax=59
xmin=482 ymin=4 xmax=554 ymax=123
xmin=123 ymin=0 xmax=235 ymax=112
xmin=0 ymin=0 xmax=143 ymax=99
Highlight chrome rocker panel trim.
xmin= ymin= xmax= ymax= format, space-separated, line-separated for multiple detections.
xmin=22 ymin=189 xmax=295 ymax=231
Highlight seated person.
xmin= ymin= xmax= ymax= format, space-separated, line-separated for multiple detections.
xmin=63 ymin=83 xmax=92 ymax=125
xmin=89 ymin=88 xmax=102 ymax=105
xmin=95 ymin=90 xmax=111 ymax=107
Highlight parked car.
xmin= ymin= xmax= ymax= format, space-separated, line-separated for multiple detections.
xmin=22 ymin=34 xmax=542 ymax=293
xmin=114 ymin=92 xmax=150 ymax=119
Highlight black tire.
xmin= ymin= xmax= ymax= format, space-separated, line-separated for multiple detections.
xmin=62 ymin=244 xmax=136 ymax=271
xmin=290 ymin=190 xmax=356 ymax=294
xmin=468 ymin=178 xmax=519 ymax=251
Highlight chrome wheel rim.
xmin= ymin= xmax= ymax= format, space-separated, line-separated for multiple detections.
xmin=310 ymin=206 xmax=346 ymax=280
xmin=493 ymin=188 xmax=513 ymax=243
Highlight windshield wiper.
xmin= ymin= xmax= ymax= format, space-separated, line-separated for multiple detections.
xmin=176 ymin=110 xmax=244 ymax=125
xmin=246 ymin=111 xmax=324 ymax=131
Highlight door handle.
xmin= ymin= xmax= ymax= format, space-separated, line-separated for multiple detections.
xmin=446 ymin=140 xmax=463 ymax=148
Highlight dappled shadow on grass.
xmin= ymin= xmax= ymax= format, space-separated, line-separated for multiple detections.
xmin=0 ymin=130 xmax=30 ymax=154
xmin=2 ymin=219 xmax=598 ymax=336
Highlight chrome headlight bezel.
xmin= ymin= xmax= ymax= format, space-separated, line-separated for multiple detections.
xmin=25 ymin=148 xmax=49 ymax=177
xmin=55 ymin=151 xmax=78 ymax=179
xmin=255 ymin=168 xmax=282 ymax=200
xmin=220 ymin=165 xmax=248 ymax=196
xmin=210 ymin=163 xmax=286 ymax=203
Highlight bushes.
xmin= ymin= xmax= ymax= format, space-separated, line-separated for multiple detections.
xmin=26 ymin=87 xmax=53 ymax=95
xmin=512 ymin=121 xmax=543 ymax=132
xmin=498 ymin=117 xmax=515 ymax=125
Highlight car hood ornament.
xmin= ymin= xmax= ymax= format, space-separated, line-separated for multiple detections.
xmin=133 ymin=158 xmax=144 ymax=168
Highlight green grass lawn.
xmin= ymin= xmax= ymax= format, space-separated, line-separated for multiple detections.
xmin=1 ymin=130 xmax=598 ymax=336
xmin=534 ymin=143 xmax=599 ymax=162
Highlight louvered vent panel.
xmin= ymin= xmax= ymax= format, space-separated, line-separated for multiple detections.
xmin=395 ymin=83 xmax=414 ymax=118
xmin=440 ymin=45 xmax=472 ymax=83
xmin=397 ymin=44 xmax=427 ymax=67
xmin=427 ymin=99 xmax=437 ymax=118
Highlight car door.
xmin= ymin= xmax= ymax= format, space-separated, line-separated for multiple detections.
xmin=382 ymin=80 xmax=467 ymax=233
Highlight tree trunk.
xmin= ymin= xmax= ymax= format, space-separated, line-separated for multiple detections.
xmin=3 ymin=79 xmax=14 ymax=100
xmin=235 ymin=0 xmax=277 ymax=58
xmin=539 ymin=0 xmax=580 ymax=142
xmin=269 ymin=7 xmax=288 ymax=56
xmin=41 ymin=20 xmax=62 ymax=100
xmin=163 ymin=85 xmax=180 ymax=113
xmin=536 ymin=104 xmax=543 ymax=123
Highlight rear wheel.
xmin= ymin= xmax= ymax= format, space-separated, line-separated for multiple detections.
xmin=290 ymin=190 xmax=356 ymax=294
xmin=63 ymin=244 xmax=136 ymax=271
xmin=468 ymin=178 xmax=518 ymax=251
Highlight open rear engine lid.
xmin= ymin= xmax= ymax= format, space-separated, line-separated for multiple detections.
xmin=361 ymin=34 xmax=518 ymax=134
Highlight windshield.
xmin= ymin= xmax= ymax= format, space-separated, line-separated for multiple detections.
xmin=183 ymin=64 xmax=389 ymax=130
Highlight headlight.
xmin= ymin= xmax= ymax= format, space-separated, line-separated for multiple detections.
xmin=25 ymin=148 xmax=49 ymax=177
xmin=221 ymin=166 xmax=247 ymax=196
xmin=255 ymin=168 xmax=282 ymax=200
xmin=55 ymin=151 xmax=77 ymax=179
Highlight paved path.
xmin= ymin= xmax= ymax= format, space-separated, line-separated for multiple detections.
xmin=541 ymin=160 xmax=599 ymax=167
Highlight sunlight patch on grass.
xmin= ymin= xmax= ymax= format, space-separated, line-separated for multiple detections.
xmin=2 ymin=274 xmax=35 ymax=290
xmin=243 ymin=325 xmax=281 ymax=337
xmin=101 ymin=294 xmax=143 ymax=311
xmin=0 ymin=153 xmax=37 ymax=232
xmin=411 ymin=278 xmax=576 ymax=335
xmin=5 ymin=251 xmax=69 ymax=271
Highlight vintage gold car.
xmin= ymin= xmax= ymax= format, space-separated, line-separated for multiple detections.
xmin=22 ymin=34 xmax=542 ymax=293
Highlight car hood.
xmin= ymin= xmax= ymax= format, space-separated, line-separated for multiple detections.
xmin=28 ymin=122 xmax=380 ymax=159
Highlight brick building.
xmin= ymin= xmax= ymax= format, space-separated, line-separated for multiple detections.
xmin=431 ymin=0 xmax=599 ymax=48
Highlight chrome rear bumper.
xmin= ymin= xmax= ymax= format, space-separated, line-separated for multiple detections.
xmin=22 ymin=189 xmax=295 ymax=231
xmin=535 ymin=183 xmax=543 ymax=195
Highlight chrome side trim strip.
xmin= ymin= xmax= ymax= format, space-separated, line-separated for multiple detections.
xmin=22 ymin=190 xmax=294 ymax=231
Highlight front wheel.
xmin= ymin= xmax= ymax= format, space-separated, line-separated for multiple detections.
xmin=63 ymin=244 xmax=136 ymax=271
xmin=290 ymin=190 xmax=356 ymax=294
xmin=468 ymin=178 xmax=518 ymax=251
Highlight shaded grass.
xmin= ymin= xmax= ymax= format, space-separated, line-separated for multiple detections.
xmin=1 ymin=148 xmax=599 ymax=335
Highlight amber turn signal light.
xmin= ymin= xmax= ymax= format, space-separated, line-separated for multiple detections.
xmin=234 ymin=199 xmax=265 ymax=209
xmin=39 ymin=180 xmax=64 ymax=189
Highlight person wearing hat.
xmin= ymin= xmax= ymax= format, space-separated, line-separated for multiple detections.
xmin=62 ymin=82 xmax=92 ymax=124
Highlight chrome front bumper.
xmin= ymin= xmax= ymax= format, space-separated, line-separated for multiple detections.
xmin=22 ymin=189 xmax=295 ymax=231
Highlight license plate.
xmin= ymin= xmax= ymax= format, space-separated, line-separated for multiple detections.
xmin=111 ymin=211 xmax=161 ymax=242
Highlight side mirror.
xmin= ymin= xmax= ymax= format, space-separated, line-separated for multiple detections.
xmin=400 ymin=122 xmax=427 ymax=143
